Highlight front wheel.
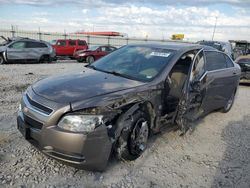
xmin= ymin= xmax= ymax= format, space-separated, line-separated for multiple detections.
xmin=0 ymin=54 xmax=6 ymax=65
xmin=116 ymin=110 xmax=150 ymax=161
xmin=86 ymin=56 xmax=95 ymax=64
xmin=222 ymin=91 xmax=236 ymax=113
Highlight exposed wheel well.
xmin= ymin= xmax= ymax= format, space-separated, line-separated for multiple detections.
xmin=114 ymin=101 xmax=156 ymax=140
xmin=114 ymin=103 xmax=154 ymax=160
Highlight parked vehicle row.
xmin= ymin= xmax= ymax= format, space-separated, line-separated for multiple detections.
xmin=2 ymin=36 xmax=249 ymax=68
xmin=0 ymin=36 xmax=56 ymax=64
xmin=17 ymin=43 xmax=241 ymax=171
xmin=0 ymin=37 xmax=118 ymax=64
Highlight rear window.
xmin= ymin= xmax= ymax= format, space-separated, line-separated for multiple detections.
xmin=78 ymin=40 xmax=87 ymax=46
xmin=205 ymin=51 xmax=227 ymax=71
xmin=69 ymin=40 xmax=76 ymax=46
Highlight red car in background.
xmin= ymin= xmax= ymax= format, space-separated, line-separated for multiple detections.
xmin=74 ymin=45 xmax=117 ymax=64
xmin=51 ymin=39 xmax=88 ymax=58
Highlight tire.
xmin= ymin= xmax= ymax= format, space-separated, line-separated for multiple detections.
xmin=0 ymin=54 xmax=6 ymax=65
xmin=116 ymin=110 xmax=150 ymax=161
xmin=222 ymin=91 xmax=236 ymax=113
xmin=39 ymin=55 xmax=51 ymax=64
xmin=86 ymin=56 xmax=95 ymax=64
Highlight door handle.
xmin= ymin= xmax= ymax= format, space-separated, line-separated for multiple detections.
xmin=233 ymin=72 xmax=237 ymax=75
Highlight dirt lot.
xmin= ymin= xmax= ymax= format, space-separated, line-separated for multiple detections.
xmin=0 ymin=62 xmax=250 ymax=188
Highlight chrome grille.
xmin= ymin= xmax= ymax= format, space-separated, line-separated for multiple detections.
xmin=26 ymin=94 xmax=53 ymax=115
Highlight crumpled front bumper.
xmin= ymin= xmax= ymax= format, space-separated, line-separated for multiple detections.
xmin=17 ymin=111 xmax=112 ymax=171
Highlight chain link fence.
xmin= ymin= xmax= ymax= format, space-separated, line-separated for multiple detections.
xmin=0 ymin=26 xmax=191 ymax=47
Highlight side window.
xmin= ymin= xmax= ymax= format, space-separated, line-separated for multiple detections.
xmin=191 ymin=51 xmax=205 ymax=81
xmin=78 ymin=40 xmax=86 ymax=46
xmin=100 ymin=47 xmax=106 ymax=52
xmin=26 ymin=42 xmax=35 ymax=48
xmin=205 ymin=51 xmax=227 ymax=71
xmin=224 ymin=54 xmax=234 ymax=68
xmin=69 ymin=40 xmax=76 ymax=46
xmin=26 ymin=42 xmax=47 ymax=48
xmin=57 ymin=40 xmax=66 ymax=46
xmin=9 ymin=41 xmax=26 ymax=49
xmin=37 ymin=42 xmax=47 ymax=48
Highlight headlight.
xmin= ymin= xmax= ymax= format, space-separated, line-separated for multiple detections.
xmin=58 ymin=115 xmax=103 ymax=133
xmin=79 ymin=53 xmax=86 ymax=57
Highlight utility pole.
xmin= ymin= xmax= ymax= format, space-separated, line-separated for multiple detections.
xmin=11 ymin=25 xmax=15 ymax=38
xmin=38 ymin=27 xmax=42 ymax=40
xmin=212 ymin=16 xmax=218 ymax=41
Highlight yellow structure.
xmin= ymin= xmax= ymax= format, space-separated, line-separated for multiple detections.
xmin=171 ymin=34 xmax=184 ymax=40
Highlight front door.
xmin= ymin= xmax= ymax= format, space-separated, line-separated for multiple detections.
xmin=7 ymin=41 xmax=28 ymax=61
xmin=95 ymin=47 xmax=108 ymax=60
xmin=55 ymin=40 xmax=67 ymax=56
xmin=175 ymin=49 xmax=207 ymax=133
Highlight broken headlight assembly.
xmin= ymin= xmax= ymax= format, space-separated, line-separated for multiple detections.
xmin=58 ymin=115 xmax=103 ymax=133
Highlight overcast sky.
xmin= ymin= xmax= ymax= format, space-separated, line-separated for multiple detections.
xmin=0 ymin=0 xmax=249 ymax=41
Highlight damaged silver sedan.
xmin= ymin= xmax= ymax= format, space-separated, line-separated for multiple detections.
xmin=17 ymin=43 xmax=241 ymax=171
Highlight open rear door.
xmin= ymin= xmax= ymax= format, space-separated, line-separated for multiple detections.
xmin=175 ymin=49 xmax=207 ymax=134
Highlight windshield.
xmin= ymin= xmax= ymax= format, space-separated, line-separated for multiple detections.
xmin=89 ymin=45 xmax=100 ymax=51
xmin=90 ymin=45 xmax=175 ymax=82
xmin=50 ymin=40 xmax=57 ymax=45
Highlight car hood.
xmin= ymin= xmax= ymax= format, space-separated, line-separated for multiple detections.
xmin=32 ymin=68 xmax=144 ymax=104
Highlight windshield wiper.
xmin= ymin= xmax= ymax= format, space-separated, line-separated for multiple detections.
xmin=105 ymin=70 xmax=138 ymax=81
xmin=86 ymin=65 xmax=138 ymax=81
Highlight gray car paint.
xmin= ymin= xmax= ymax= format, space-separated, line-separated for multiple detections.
xmin=17 ymin=43 xmax=241 ymax=171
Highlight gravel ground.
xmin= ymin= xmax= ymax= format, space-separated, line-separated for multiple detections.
xmin=0 ymin=62 xmax=250 ymax=188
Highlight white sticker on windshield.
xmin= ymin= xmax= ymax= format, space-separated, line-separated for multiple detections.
xmin=150 ymin=52 xmax=171 ymax=57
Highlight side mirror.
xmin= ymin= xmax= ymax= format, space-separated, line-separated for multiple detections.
xmin=191 ymin=80 xmax=201 ymax=92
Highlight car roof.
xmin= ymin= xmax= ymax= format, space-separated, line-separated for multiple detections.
xmin=12 ymin=37 xmax=47 ymax=43
xmin=128 ymin=42 xmax=216 ymax=51
xmin=56 ymin=39 xmax=85 ymax=41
